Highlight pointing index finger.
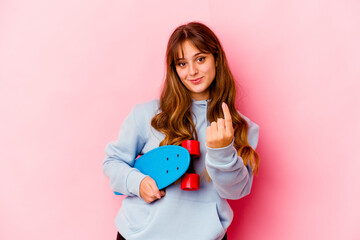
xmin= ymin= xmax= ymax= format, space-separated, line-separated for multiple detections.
xmin=222 ymin=102 xmax=232 ymax=129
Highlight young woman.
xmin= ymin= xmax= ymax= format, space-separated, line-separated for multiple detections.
xmin=103 ymin=22 xmax=260 ymax=240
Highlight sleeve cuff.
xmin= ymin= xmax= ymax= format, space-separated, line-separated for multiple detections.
xmin=126 ymin=169 xmax=147 ymax=197
xmin=206 ymin=138 xmax=238 ymax=165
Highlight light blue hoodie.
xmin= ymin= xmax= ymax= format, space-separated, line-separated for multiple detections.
xmin=103 ymin=99 xmax=259 ymax=240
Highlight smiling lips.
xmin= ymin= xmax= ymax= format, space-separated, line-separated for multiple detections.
xmin=189 ymin=77 xmax=203 ymax=84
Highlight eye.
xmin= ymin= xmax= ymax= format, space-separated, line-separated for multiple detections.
xmin=177 ymin=62 xmax=186 ymax=67
xmin=197 ymin=57 xmax=205 ymax=62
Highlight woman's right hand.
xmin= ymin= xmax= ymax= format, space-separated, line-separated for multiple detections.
xmin=139 ymin=176 xmax=166 ymax=203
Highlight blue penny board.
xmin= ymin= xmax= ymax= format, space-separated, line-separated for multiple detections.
xmin=114 ymin=146 xmax=190 ymax=195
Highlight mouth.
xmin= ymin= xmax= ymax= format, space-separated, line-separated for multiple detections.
xmin=189 ymin=77 xmax=203 ymax=84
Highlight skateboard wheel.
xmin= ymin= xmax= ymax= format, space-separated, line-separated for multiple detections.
xmin=181 ymin=173 xmax=200 ymax=191
xmin=181 ymin=140 xmax=200 ymax=157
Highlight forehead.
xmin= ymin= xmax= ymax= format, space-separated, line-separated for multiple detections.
xmin=176 ymin=40 xmax=203 ymax=59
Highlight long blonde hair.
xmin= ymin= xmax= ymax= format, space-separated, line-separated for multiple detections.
xmin=151 ymin=22 xmax=259 ymax=175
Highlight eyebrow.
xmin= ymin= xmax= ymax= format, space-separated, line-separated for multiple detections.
xmin=176 ymin=52 xmax=204 ymax=61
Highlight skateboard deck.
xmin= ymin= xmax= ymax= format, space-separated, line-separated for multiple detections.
xmin=114 ymin=146 xmax=190 ymax=195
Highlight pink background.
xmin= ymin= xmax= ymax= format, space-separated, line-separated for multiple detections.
xmin=1 ymin=0 xmax=360 ymax=239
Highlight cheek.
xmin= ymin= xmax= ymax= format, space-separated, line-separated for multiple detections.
xmin=176 ymin=68 xmax=187 ymax=81
xmin=203 ymin=63 xmax=216 ymax=79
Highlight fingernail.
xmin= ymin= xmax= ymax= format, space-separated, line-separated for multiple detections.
xmin=156 ymin=193 xmax=161 ymax=199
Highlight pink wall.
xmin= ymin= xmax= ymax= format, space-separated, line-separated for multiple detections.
xmin=1 ymin=0 xmax=359 ymax=239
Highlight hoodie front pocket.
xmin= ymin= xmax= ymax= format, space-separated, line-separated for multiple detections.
xmin=118 ymin=197 xmax=155 ymax=234
xmin=125 ymin=196 xmax=225 ymax=240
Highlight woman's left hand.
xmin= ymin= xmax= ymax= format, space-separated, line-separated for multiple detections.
xmin=206 ymin=102 xmax=234 ymax=148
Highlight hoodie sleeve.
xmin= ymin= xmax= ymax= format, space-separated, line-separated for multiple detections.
xmin=205 ymin=117 xmax=259 ymax=200
xmin=102 ymin=104 xmax=148 ymax=197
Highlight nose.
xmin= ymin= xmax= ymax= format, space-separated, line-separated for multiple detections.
xmin=188 ymin=62 xmax=198 ymax=76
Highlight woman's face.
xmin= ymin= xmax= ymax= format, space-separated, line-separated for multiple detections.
xmin=175 ymin=40 xmax=216 ymax=101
